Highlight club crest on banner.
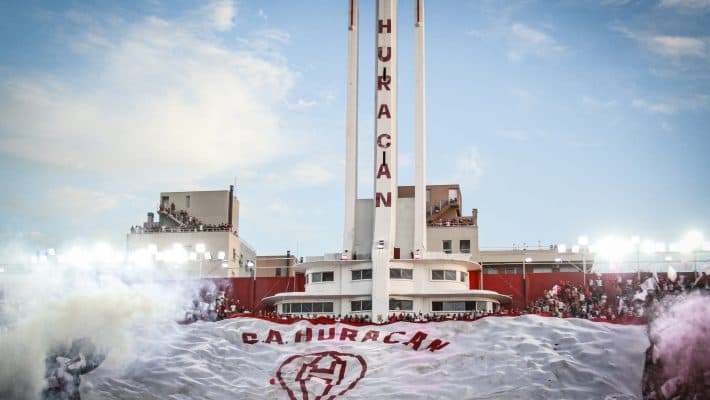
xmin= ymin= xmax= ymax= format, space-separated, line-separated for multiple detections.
xmin=275 ymin=351 xmax=367 ymax=400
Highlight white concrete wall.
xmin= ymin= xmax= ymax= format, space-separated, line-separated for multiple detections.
xmin=426 ymin=226 xmax=479 ymax=259
xmin=354 ymin=199 xmax=374 ymax=258
xmin=160 ymin=191 xmax=238 ymax=227
xmin=395 ymin=197 xmax=414 ymax=257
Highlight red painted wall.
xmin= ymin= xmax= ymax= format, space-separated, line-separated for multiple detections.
xmin=200 ymin=275 xmax=305 ymax=311
xmin=479 ymin=271 xmax=697 ymax=309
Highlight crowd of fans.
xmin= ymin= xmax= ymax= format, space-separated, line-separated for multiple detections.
xmin=427 ymin=217 xmax=475 ymax=227
xmin=526 ymin=272 xmax=709 ymax=321
xmin=130 ymin=202 xmax=234 ymax=234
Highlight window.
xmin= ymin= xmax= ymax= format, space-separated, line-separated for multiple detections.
xmin=389 ymin=299 xmax=413 ymax=311
xmin=351 ymin=299 xmax=372 ymax=312
xmin=432 ymin=269 xmax=457 ymax=281
xmin=186 ymin=195 xmax=191 ymax=208
xmin=351 ymin=269 xmax=372 ymax=280
xmin=310 ymin=271 xmax=334 ymax=283
xmin=460 ymin=271 xmax=468 ymax=282
xmin=443 ymin=240 xmax=452 ymax=254
xmin=431 ymin=301 xmax=477 ymax=312
xmin=505 ymin=267 xmax=519 ymax=274
xmin=460 ymin=240 xmax=471 ymax=254
xmin=282 ymin=302 xmax=333 ymax=314
xmin=275 ymin=267 xmax=282 ymax=277
xmin=389 ymin=268 xmax=413 ymax=279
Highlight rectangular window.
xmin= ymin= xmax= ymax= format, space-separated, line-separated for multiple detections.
xmin=431 ymin=301 xmax=478 ymax=312
xmin=460 ymin=240 xmax=470 ymax=253
xmin=310 ymin=271 xmax=335 ymax=283
xmin=301 ymin=303 xmax=312 ymax=313
xmin=312 ymin=302 xmax=323 ymax=312
xmin=351 ymin=299 xmax=372 ymax=312
xmin=282 ymin=302 xmax=333 ymax=314
xmin=432 ymin=269 xmax=458 ymax=281
xmin=351 ymin=269 xmax=373 ymax=281
xmin=275 ymin=268 xmax=282 ymax=277
xmin=460 ymin=271 xmax=468 ymax=282
xmin=389 ymin=268 xmax=413 ymax=279
xmin=186 ymin=195 xmax=191 ymax=208
xmin=324 ymin=302 xmax=333 ymax=313
xmin=389 ymin=299 xmax=413 ymax=311
xmin=282 ymin=303 xmax=290 ymax=313
xmin=443 ymin=240 xmax=452 ymax=254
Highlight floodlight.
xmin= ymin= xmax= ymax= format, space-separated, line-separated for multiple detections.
xmin=557 ymin=244 xmax=567 ymax=254
xmin=196 ymin=243 xmax=206 ymax=253
xmin=47 ymin=248 xmax=56 ymax=256
xmin=377 ymin=240 xmax=385 ymax=249
xmin=554 ymin=257 xmax=562 ymax=263
xmin=664 ymin=256 xmax=672 ymax=261
xmin=577 ymin=235 xmax=589 ymax=246
xmin=221 ymin=262 xmax=229 ymax=268
xmin=525 ymin=257 xmax=533 ymax=263
xmin=246 ymin=260 xmax=255 ymax=268
xmin=204 ymin=252 xmax=212 ymax=260
xmin=217 ymin=251 xmax=226 ymax=261
xmin=572 ymin=245 xmax=580 ymax=254
xmin=189 ymin=252 xmax=197 ymax=261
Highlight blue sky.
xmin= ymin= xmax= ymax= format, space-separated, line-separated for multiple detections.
xmin=0 ymin=0 xmax=708 ymax=258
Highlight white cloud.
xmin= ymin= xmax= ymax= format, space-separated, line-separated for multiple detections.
xmin=632 ymin=99 xmax=676 ymax=114
xmin=631 ymin=96 xmax=708 ymax=114
xmin=0 ymin=5 xmax=296 ymax=183
xmin=205 ymin=0 xmax=236 ymax=31
xmin=648 ymin=35 xmax=705 ymax=57
xmin=258 ymin=9 xmax=268 ymax=21
xmin=45 ymin=186 xmax=126 ymax=222
xmin=507 ymin=23 xmax=564 ymax=62
xmin=659 ymin=0 xmax=710 ymax=9
xmin=456 ymin=147 xmax=484 ymax=183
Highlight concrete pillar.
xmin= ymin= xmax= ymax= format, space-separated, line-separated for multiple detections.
xmin=343 ymin=0 xmax=359 ymax=255
xmin=414 ymin=0 xmax=427 ymax=256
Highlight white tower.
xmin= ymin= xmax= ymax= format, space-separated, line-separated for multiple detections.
xmin=371 ymin=0 xmax=398 ymax=321
xmin=343 ymin=0 xmax=359 ymax=256
xmin=414 ymin=0 xmax=427 ymax=255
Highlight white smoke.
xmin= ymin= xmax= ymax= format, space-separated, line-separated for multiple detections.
xmin=0 ymin=241 xmax=196 ymax=400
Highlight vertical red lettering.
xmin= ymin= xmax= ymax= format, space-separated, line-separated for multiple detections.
xmin=378 ymin=47 xmax=391 ymax=62
xmin=376 ymin=163 xmax=391 ymax=179
xmin=378 ymin=19 xmax=391 ymax=34
xmin=339 ymin=328 xmax=358 ymax=341
xmin=377 ymin=104 xmax=391 ymax=119
xmin=375 ymin=192 xmax=391 ymax=207
xmin=377 ymin=133 xmax=391 ymax=148
xmin=264 ymin=329 xmax=284 ymax=344
xmin=378 ymin=74 xmax=391 ymax=91
xmin=402 ymin=331 xmax=428 ymax=351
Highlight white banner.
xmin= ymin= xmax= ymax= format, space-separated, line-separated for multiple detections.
xmin=83 ymin=316 xmax=648 ymax=399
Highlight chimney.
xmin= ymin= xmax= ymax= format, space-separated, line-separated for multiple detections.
xmin=472 ymin=208 xmax=478 ymax=227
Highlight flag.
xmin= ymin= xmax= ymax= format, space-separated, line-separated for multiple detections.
xmin=81 ymin=317 xmax=648 ymax=399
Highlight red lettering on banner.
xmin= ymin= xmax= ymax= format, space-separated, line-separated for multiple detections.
xmin=339 ymin=327 xmax=358 ymax=341
xmin=361 ymin=330 xmax=380 ymax=342
xmin=402 ymin=331 xmax=428 ymax=351
xmin=377 ymin=104 xmax=391 ymax=119
xmin=376 ymin=163 xmax=391 ymax=179
xmin=378 ymin=19 xmax=391 ymax=33
xmin=426 ymin=339 xmax=450 ymax=352
xmin=378 ymin=46 xmax=391 ymax=62
xmin=378 ymin=74 xmax=391 ymax=91
xmin=242 ymin=332 xmax=258 ymax=344
xmin=317 ymin=327 xmax=335 ymax=341
xmin=375 ymin=192 xmax=391 ymax=207
xmin=295 ymin=328 xmax=312 ymax=343
xmin=265 ymin=329 xmax=285 ymax=344
xmin=384 ymin=331 xmax=405 ymax=344
xmin=377 ymin=133 xmax=391 ymax=148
